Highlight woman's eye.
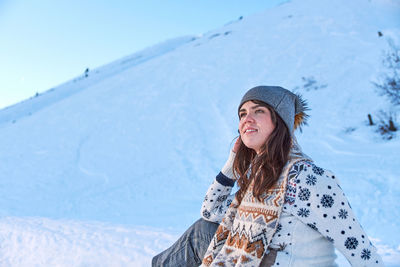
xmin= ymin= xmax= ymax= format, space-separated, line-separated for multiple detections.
xmin=239 ymin=113 xmax=246 ymax=118
xmin=255 ymin=109 xmax=264 ymax=114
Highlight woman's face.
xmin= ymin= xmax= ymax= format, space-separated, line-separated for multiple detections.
xmin=238 ymin=101 xmax=275 ymax=154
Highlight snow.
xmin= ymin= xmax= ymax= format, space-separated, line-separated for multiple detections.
xmin=0 ymin=217 xmax=178 ymax=266
xmin=0 ymin=0 xmax=399 ymax=266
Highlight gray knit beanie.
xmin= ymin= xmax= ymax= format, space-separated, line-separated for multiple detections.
xmin=238 ymin=86 xmax=309 ymax=135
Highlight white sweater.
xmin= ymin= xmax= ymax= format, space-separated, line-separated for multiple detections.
xmin=201 ymin=153 xmax=384 ymax=266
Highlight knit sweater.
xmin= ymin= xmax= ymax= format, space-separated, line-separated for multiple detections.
xmin=200 ymin=151 xmax=383 ymax=267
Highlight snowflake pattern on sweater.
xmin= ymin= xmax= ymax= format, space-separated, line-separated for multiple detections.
xmin=201 ymin=172 xmax=235 ymax=223
xmin=283 ymin=160 xmax=383 ymax=266
xmin=200 ymin=160 xmax=383 ymax=266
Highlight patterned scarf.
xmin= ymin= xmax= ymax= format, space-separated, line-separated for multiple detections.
xmin=201 ymin=141 xmax=310 ymax=267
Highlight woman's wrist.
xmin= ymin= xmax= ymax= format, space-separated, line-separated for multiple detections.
xmin=221 ymin=150 xmax=236 ymax=179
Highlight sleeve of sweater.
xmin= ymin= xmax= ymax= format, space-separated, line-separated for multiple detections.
xmin=286 ymin=160 xmax=384 ymax=266
xmin=200 ymin=151 xmax=236 ymax=223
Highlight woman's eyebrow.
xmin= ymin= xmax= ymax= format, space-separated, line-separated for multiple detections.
xmin=250 ymin=104 xmax=263 ymax=109
xmin=239 ymin=104 xmax=264 ymax=113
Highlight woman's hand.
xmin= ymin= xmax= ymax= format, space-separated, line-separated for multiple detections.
xmin=232 ymin=137 xmax=241 ymax=153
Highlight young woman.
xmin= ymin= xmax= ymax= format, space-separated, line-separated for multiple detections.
xmin=153 ymin=86 xmax=383 ymax=267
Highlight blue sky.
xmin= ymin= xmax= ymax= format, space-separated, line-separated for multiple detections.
xmin=0 ymin=0 xmax=285 ymax=109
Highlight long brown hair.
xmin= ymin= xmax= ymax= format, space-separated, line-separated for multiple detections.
xmin=233 ymin=100 xmax=292 ymax=203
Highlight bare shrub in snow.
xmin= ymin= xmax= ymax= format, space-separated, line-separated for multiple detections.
xmin=376 ymin=110 xmax=397 ymax=140
xmin=372 ymin=39 xmax=400 ymax=140
xmin=374 ymin=40 xmax=400 ymax=106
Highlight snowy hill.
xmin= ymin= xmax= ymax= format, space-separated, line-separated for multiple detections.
xmin=1 ymin=0 xmax=399 ymax=266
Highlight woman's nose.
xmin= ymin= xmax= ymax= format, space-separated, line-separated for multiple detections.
xmin=244 ymin=113 xmax=255 ymax=122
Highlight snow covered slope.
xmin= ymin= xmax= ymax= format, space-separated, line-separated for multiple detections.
xmin=0 ymin=0 xmax=399 ymax=266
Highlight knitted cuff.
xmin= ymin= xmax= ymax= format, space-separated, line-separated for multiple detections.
xmin=221 ymin=150 xmax=236 ymax=179
xmin=216 ymin=172 xmax=235 ymax=187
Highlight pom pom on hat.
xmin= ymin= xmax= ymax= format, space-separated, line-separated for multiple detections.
xmin=294 ymin=93 xmax=310 ymax=132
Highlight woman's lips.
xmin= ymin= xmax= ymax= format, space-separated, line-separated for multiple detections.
xmin=244 ymin=128 xmax=258 ymax=134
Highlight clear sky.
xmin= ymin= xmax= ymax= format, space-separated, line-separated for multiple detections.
xmin=0 ymin=0 xmax=286 ymax=109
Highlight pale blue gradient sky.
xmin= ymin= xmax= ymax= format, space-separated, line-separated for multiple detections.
xmin=0 ymin=0 xmax=286 ymax=109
